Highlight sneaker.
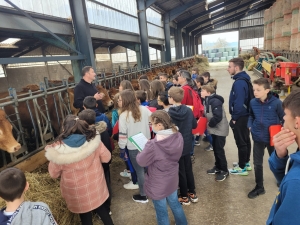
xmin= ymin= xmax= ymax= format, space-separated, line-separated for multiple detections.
xmin=205 ymin=144 xmax=213 ymax=151
xmin=248 ymin=186 xmax=266 ymax=199
xmin=191 ymin=154 xmax=195 ymax=164
xmin=229 ymin=167 xmax=249 ymax=176
xmin=215 ymin=171 xmax=229 ymax=181
xmin=123 ymin=181 xmax=139 ymax=190
xmin=245 ymin=162 xmax=252 ymax=171
xmin=207 ymin=166 xmax=220 ymax=174
xmin=132 ymin=194 xmax=148 ymax=203
xmin=202 ymin=136 xmax=209 ymax=142
xmin=194 ymin=140 xmax=200 ymax=146
xmin=188 ymin=192 xmax=198 ymax=203
xmin=120 ymin=169 xmax=131 ymax=178
xmin=178 ymin=196 xmax=191 ymax=205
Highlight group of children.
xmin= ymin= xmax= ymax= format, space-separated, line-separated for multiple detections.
xmin=0 ymin=65 xmax=285 ymax=225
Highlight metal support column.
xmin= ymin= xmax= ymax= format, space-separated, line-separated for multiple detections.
xmin=137 ymin=0 xmax=150 ymax=67
xmin=195 ymin=37 xmax=199 ymax=55
xmin=69 ymin=0 xmax=96 ymax=78
xmin=69 ymin=38 xmax=82 ymax=82
xmin=191 ymin=36 xmax=195 ymax=56
xmin=175 ymin=27 xmax=183 ymax=59
xmin=125 ymin=48 xmax=130 ymax=68
xmin=164 ymin=13 xmax=172 ymax=62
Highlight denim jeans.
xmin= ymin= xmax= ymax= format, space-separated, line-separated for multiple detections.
xmin=152 ymin=190 xmax=188 ymax=225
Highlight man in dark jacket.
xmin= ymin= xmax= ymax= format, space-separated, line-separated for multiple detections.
xmin=227 ymin=58 xmax=252 ymax=175
xmin=73 ymin=66 xmax=105 ymax=113
xmin=168 ymin=87 xmax=197 ymax=206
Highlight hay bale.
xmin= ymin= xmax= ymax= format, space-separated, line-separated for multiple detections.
xmin=0 ymin=170 xmax=103 ymax=225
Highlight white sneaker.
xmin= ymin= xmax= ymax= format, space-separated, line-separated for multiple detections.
xmin=123 ymin=181 xmax=139 ymax=190
xmin=120 ymin=169 xmax=131 ymax=178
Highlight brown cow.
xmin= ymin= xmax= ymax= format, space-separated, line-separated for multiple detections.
xmin=108 ymin=87 xmax=119 ymax=100
xmin=0 ymin=109 xmax=21 ymax=153
xmin=95 ymin=85 xmax=114 ymax=108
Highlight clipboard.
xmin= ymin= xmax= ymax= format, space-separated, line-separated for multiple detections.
xmin=128 ymin=132 xmax=149 ymax=152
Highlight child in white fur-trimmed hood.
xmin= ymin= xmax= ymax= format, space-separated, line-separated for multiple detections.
xmin=45 ymin=115 xmax=114 ymax=225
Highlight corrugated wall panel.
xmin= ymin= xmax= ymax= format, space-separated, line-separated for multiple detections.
xmin=147 ymin=24 xmax=164 ymax=39
xmin=0 ymin=0 xmax=71 ymax=18
xmin=240 ymin=18 xmax=264 ymax=27
xmin=239 ymin=26 xmax=264 ymax=40
xmin=214 ymin=21 xmax=239 ymax=30
xmin=87 ymin=0 xmax=139 ymax=33
xmin=93 ymin=0 xmax=137 ymax=16
xmin=146 ymin=8 xmax=163 ymax=27
xmin=242 ymin=11 xmax=264 ymax=20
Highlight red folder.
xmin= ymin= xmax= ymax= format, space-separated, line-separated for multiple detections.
xmin=146 ymin=106 xmax=157 ymax=112
xmin=112 ymin=120 xmax=119 ymax=136
xmin=192 ymin=117 xmax=207 ymax=135
xmin=269 ymin=125 xmax=282 ymax=146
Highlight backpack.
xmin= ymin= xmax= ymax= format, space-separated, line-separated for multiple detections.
xmin=187 ymin=86 xmax=204 ymax=119
xmin=234 ymin=77 xmax=255 ymax=112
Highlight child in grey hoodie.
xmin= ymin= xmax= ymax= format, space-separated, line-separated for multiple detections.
xmin=0 ymin=168 xmax=57 ymax=225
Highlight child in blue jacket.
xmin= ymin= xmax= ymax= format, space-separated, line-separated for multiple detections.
xmin=247 ymin=78 xmax=284 ymax=199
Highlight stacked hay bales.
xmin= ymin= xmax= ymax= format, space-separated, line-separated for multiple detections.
xmin=202 ymin=47 xmax=238 ymax=62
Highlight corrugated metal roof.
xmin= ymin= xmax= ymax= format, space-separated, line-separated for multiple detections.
xmin=239 ymin=26 xmax=264 ymax=39
xmin=214 ymin=21 xmax=239 ymax=30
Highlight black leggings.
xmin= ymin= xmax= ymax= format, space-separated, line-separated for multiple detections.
xmin=79 ymin=203 xmax=114 ymax=225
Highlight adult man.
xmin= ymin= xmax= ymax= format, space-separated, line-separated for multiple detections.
xmin=227 ymin=58 xmax=252 ymax=175
xmin=73 ymin=66 xmax=105 ymax=113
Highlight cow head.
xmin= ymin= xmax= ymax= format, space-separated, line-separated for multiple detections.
xmin=0 ymin=110 xmax=21 ymax=153
xmin=108 ymin=88 xmax=119 ymax=100
xmin=95 ymin=85 xmax=113 ymax=107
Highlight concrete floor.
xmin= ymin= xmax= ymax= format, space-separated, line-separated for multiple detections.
xmin=108 ymin=62 xmax=289 ymax=225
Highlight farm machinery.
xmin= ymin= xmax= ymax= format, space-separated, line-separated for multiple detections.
xmin=253 ymin=52 xmax=300 ymax=94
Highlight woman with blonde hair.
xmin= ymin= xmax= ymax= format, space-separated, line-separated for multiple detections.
xmin=148 ymin=80 xmax=164 ymax=109
xmin=118 ymin=90 xmax=152 ymax=203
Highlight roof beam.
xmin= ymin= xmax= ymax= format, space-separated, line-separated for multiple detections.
xmin=178 ymin=0 xmax=239 ymax=28
xmin=0 ymin=55 xmax=85 ymax=64
xmin=164 ymin=0 xmax=206 ymax=22
xmin=12 ymin=43 xmax=45 ymax=57
xmin=193 ymin=3 xmax=273 ymax=37
xmin=186 ymin=0 xmax=259 ymax=33
xmin=146 ymin=0 xmax=157 ymax=8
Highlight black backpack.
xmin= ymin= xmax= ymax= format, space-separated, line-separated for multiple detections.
xmin=234 ymin=77 xmax=255 ymax=112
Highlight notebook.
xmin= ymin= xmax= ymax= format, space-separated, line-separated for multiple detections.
xmin=128 ymin=133 xmax=149 ymax=152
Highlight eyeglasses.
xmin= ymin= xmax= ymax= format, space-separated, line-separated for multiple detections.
xmin=117 ymin=99 xmax=122 ymax=102
xmin=168 ymin=95 xmax=172 ymax=98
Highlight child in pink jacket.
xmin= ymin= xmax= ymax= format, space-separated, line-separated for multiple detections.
xmin=45 ymin=115 xmax=114 ymax=225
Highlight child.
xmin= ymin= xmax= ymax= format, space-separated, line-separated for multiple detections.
xmin=194 ymin=76 xmax=205 ymax=146
xmin=78 ymin=109 xmax=113 ymax=214
xmin=201 ymin=72 xmax=218 ymax=90
xmin=159 ymin=73 xmax=173 ymax=91
xmin=136 ymin=90 xmax=149 ymax=106
xmin=172 ymin=74 xmax=180 ymax=87
xmin=201 ymin=85 xmax=230 ymax=181
xmin=111 ymin=93 xmax=120 ymax=128
xmin=191 ymin=67 xmax=199 ymax=80
xmin=148 ymin=80 xmax=164 ymax=110
xmin=83 ymin=96 xmax=112 ymax=136
xmin=247 ymin=78 xmax=284 ymax=198
xmin=157 ymin=91 xmax=170 ymax=112
xmin=0 ymin=168 xmax=57 ymax=225
xmin=168 ymin=87 xmax=197 ymax=205
xmin=139 ymin=79 xmax=151 ymax=102
xmin=45 ymin=115 xmax=113 ymax=225
xmin=119 ymin=80 xmax=134 ymax=91
xmin=118 ymin=90 xmax=152 ymax=203
xmin=136 ymin=111 xmax=188 ymax=225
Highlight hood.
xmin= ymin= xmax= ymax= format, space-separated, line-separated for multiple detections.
xmin=168 ymin=105 xmax=189 ymax=121
xmin=255 ymin=94 xmax=277 ymax=104
xmin=207 ymin=94 xmax=224 ymax=103
xmin=286 ymin=149 xmax=300 ymax=174
xmin=0 ymin=201 xmax=57 ymax=225
xmin=94 ymin=121 xmax=107 ymax=134
xmin=63 ymin=134 xmax=86 ymax=147
xmin=233 ymin=71 xmax=250 ymax=81
xmin=45 ymin=136 xmax=100 ymax=165
xmin=154 ymin=132 xmax=183 ymax=157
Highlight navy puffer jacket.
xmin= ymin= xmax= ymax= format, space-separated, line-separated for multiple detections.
xmin=247 ymin=94 xmax=284 ymax=143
